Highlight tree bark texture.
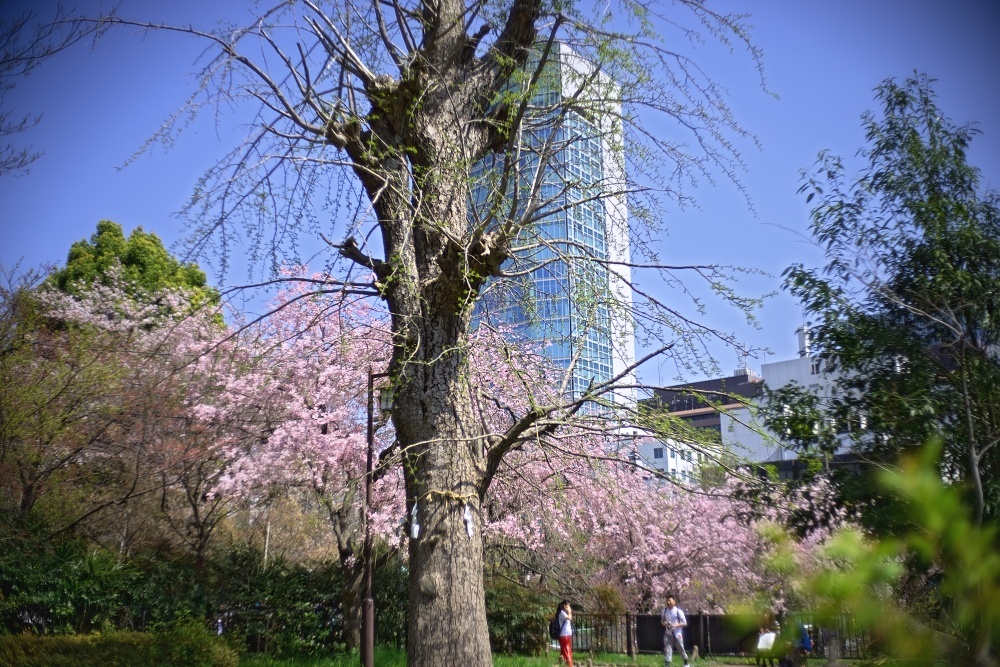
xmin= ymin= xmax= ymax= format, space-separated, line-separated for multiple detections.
xmin=340 ymin=2 xmax=540 ymax=661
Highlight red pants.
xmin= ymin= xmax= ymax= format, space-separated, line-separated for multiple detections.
xmin=559 ymin=635 xmax=573 ymax=666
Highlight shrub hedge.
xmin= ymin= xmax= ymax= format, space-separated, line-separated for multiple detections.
xmin=0 ymin=620 xmax=238 ymax=667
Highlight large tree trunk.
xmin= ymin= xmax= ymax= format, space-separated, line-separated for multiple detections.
xmin=399 ymin=380 xmax=490 ymax=666
xmin=339 ymin=5 xmax=539 ymax=661
xmin=391 ymin=201 xmax=493 ymax=664
xmin=387 ymin=125 xmax=493 ymax=665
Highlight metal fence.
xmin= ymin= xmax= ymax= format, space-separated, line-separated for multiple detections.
xmin=561 ymin=612 xmax=875 ymax=660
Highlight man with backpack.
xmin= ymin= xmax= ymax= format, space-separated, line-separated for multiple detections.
xmin=661 ymin=595 xmax=690 ymax=667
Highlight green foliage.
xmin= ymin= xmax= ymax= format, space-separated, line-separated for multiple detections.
xmin=779 ymin=74 xmax=1000 ymax=528
xmin=372 ymin=557 xmax=408 ymax=648
xmin=0 ymin=272 xmax=139 ymax=527
xmin=155 ymin=618 xmax=241 ymax=667
xmin=767 ymin=443 xmax=1000 ymax=665
xmin=0 ymin=526 xmax=236 ymax=637
xmin=588 ymin=584 xmax=627 ymax=654
xmin=207 ymin=545 xmax=345 ymax=658
xmin=48 ymin=220 xmax=218 ymax=311
xmin=125 ymin=552 xmax=211 ymax=629
xmin=758 ymin=383 xmax=840 ymax=465
xmin=0 ymin=529 xmax=353 ymax=658
xmin=0 ymin=623 xmax=238 ymax=667
xmin=484 ymin=578 xmax=551 ymax=655
xmin=0 ymin=533 xmax=141 ymax=635
xmin=589 ymin=583 xmax=626 ymax=619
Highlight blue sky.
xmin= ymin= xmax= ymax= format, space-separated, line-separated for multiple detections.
xmin=2 ymin=0 xmax=999 ymax=383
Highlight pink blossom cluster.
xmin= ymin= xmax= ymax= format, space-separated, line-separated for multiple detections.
xmin=27 ymin=275 xmax=244 ymax=554
xmin=36 ymin=269 xmax=857 ymax=613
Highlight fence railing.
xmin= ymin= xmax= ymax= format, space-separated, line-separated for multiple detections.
xmin=545 ymin=612 xmax=875 ymax=659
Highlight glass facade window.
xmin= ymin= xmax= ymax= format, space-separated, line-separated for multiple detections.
xmin=471 ymin=45 xmax=623 ymax=403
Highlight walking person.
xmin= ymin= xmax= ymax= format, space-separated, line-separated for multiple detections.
xmin=556 ymin=599 xmax=574 ymax=667
xmin=661 ymin=595 xmax=690 ymax=667
xmin=778 ymin=619 xmax=812 ymax=667
xmin=755 ymin=613 xmax=779 ymax=667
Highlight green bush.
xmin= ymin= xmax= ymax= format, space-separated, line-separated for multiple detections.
xmin=129 ymin=552 xmax=210 ymax=626
xmin=208 ymin=545 xmax=345 ymax=657
xmin=0 ymin=526 xmax=415 ymax=659
xmin=0 ymin=532 xmax=352 ymax=658
xmin=764 ymin=443 xmax=1000 ymax=665
xmin=373 ymin=558 xmax=408 ymax=648
xmin=0 ymin=533 xmax=143 ymax=635
xmin=0 ymin=526 xmax=214 ymax=636
xmin=485 ymin=579 xmax=551 ymax=655
xmin=0 ymin=623 xmax=237 ymax=667
xmin=154 ymin=618 xmax=240 ymax=667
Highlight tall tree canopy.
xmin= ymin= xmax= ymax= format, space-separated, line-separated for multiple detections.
xmin=49 ymin=220 xmax=218 ymax=310
xmin=784 ymin=74 xmax=1000 ymax=529
xmin=61 ymin=2 xmax=767 ymax=663
xmin=0 ymin=269 xmax=226 ymax=542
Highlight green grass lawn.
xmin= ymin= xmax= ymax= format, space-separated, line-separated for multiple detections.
xmin=239 ymin=648 xmax=833 ymax=667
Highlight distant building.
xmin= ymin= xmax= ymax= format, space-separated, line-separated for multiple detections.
xmin=646 ymin=368 xmax=763 ymax=437
xmin=645 ymin=328 xmax=853 ymax=479
xmin=720 ymin=327 xmax=846 ymax=467
xmin=638 ymin=368 xmax=761 ymax=483
xmin=638 ymin=438 xmax=700 ymax=485
xmin=472 ymin=43 xmax=635 ymax=407
xmin=618 ymin=426 xmax=700 ymax=485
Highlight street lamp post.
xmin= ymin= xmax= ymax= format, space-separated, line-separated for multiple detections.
xmin=362 ymin=368 xmax=389 ymax=667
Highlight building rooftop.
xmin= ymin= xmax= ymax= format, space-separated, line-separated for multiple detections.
xmin=644 ymin=370 xmax=763 ymax=414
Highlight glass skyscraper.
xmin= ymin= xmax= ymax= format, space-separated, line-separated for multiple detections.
xmin=472 ymin=43 xmax=635 ymax=405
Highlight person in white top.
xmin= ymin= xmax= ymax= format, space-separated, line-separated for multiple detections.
xmin=556 ymin=599 xmax=574 ymax=667
xmin=660 ymin=595 xmax=690 ymax=667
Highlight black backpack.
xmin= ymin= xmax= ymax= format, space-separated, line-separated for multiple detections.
xmin=548 ymin=614 xmax=561 ymax=640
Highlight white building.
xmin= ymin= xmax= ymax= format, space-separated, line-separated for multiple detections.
xmin=643 ymin=327 xmax=853 ymax=479
xmin=720 ymin=327 xmax=844 ymax=464
xmin=637 ymin=438 xmax=700 ymax=484
xmin=617 ymin=427 xmax=700 ymax=485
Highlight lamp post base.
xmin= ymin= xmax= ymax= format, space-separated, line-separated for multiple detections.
xmin=361 ymin=597 xmax=374 ymax=667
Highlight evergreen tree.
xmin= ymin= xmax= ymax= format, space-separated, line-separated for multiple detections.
xmin=49 ymin=220 xmax=218 ymax=311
